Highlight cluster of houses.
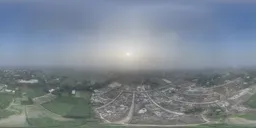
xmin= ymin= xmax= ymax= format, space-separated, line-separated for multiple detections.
xmin=0 ymin=84 xmax=16 ymax=94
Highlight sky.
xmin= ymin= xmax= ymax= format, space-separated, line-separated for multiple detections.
xmin=0 ymin=0 xmax=256 ymax=70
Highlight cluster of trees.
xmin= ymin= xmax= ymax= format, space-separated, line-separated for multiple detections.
xmin=21 ymin=97 xmax=33 ymax=105
xmin=52 ymin=77 xmax=117 ymax=97
xmin=184 ymin=107 xmax=203 ymax=114
xmin=184 ymin=73 xmax=226 ymax=87
xmin=206 ymin=106 xmax=227 ymax=119
xmin=196 ymin=74 xmax=224 ymax=87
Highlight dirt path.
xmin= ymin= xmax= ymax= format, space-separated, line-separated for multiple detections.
xmin=201 ymin=111 xmax=210 ymax=123
xmin=109 ymin=123 xmax=200 ymax=127
xmin=226 ymin=117 xmax=256 ymax=125
xmin=4 ymin=100 xmax=19 ymax=114
xmin=173 ymin=99 xmax=218 ymax=105
xmin=26 ymin=104 xmax=72 ymax=121
xmin=0 ymin=106 xmax=28 ymax=127
xmin=96 ymin=90 xmax=123 ymax=109
xmin=4 ymin=100 xmax=14 ymax=110
xmin=33 ymin=93 xmax=56 ymax=104
xmin=114 ymin=91 xmax=135 ymax=124
xmin=97 ymin=110 xmax=111 ymax=123
xmin=145 ymin=91 xmax=184 ymax=115
xmin=33 ymin=93 xmax=51 ymax=101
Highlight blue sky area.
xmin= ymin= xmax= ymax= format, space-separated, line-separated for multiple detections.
xmin=0 ymin=0 xmax=256 ymax=69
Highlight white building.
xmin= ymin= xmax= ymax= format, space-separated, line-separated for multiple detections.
xmin=138 ymin=108 xmax=147 ymax=114
xmin=49 ymin=89 xmax=55 ymax=93
xmin=72 ymin=90 xmax=76 ymax=95
xmin=18 ymin=79 xmax=39 ymax=84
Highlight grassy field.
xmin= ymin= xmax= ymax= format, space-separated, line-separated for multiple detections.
xmin=42 ymin=91 xmax=92 ymax=118
xmin=234 ymin=113 xmax=256 ymax=120
xmin=0 ymin=93 xmax=13 ymax=109
xmin=65 ymin=100 xmax=91 ymax=118
xmin=21 ymin=87 xmax=47 ymax=98
xmin=42 ymin=96 xmax=76 ymax=115
xmin=27 ymin=117 xmax=85 ymax=127
xmin=196 ymin=124 xmax=254 ymax=128
xmin=0 ymin=109 xmax=15 ymax=119
xmin=245 ymin=93 xmax=256 ymax=108
xmin=78 ymin=124 xmax=256 ymax=128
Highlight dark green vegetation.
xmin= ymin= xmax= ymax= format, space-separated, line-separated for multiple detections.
xmin=197 ymin=124 xmax=255 ymax=128
xmin=42 ymin=96 xmax=74 ymax=115
xmin=0 ymin=94 xmax=15 ymax=119
xmin=206 ymin=106 xmax=227 ymax=120
xmin=245 ymin=93 xmax=256 ymax=108
xmin=184 ymin=107 xmax=203 ymax=114
xmin=20 ymin=87 xmax=47 ymax=98
xmin=21 ymin=96 xmax=33 ymax=105
xmin=42 ymin=92 xmax=92 ymax=118
xmin=0 ymin=93 xmax=13 ymax=109
xmin=27 ymin=117 xmax=85 ymax=127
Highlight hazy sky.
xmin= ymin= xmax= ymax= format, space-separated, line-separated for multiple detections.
xmin=0 ymin=0 xmax=256 ymax=69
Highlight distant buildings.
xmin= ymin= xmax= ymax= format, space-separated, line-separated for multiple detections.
xmin=0 ymin=85 xmax=15 ymax=94
xmin=18 ymin=79 xmax=39 ymax=84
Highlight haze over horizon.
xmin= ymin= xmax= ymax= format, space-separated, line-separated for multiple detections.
xmin=0 ymin=0 xmax=256 ymax=70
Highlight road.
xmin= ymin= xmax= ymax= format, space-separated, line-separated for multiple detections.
xmin=114 ymin=91 xmax=135 ymax=124
xmin=96 ymin=90 xmax=123 ymax=109
xmin=33 ymin=93 xmax=56 ymax=104
xmin=0 ymin=106 xmax=28 ymax=127
xmin=226 ymin=117 xmax=256 ymax=125
xmin=201 ymin=111 xmax=210 ymax=123
xmin=173 ymin=99 xmax=218 ymax=105
xmin=145 ymin=91 xmax=184 ymax=115
xmin=108 ymin=123 xmax=202 ymax=127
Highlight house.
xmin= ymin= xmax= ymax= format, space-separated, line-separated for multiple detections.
xmin=72 ymin=90 xmax=76 ymax=95
xmin=49 ymin=89 xmax=55 ymax=93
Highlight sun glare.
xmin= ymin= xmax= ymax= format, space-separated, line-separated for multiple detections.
xmin=126 ymin=52 xmax=131 ymax=57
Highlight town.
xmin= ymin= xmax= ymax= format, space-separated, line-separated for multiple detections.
xmin=1 ymin=68 xmax=256 ymax=127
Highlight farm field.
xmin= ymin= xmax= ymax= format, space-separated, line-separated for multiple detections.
xmin=0 ymin=93 xmax=13 ymax=109
xmin=234 ymin=113 xmax=256 ymax=120
xmin=27 ymin=117 xmax=84 ymax=127
xmin=75 ymin=91 xmax=91 ymax=99
xmin=245 ymin=93 xmax=256 ymax=108
xmin=21 ymin=87 xmax=47 ymax=98
xmin=42 ymin=95 xmax=92 ymax=118
xmin=0 ymin=110 xmax=15 ymax=119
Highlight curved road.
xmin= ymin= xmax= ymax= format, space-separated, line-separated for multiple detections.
xmin=114 ymin=91 xmax=135 ymax=124
xmin=96 ymin=90 xmax=123 ymax=110
xmin=145 ymin=91 xmax=184 ymax=115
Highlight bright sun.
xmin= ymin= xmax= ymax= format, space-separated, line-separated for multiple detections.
xmin=126 ymin=52 xmax=131 ymax=57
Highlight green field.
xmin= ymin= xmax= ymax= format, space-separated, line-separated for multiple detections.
xmin=0 ymin=109 xmax=15 ymax=119
xmin=21 ymin=87 xmax=47 ymax=98
xmin=42 ymin=96 xmax=75 ymax=115
xmin=42 ymin=92 xmax=91 ymax=118
xmin=0 ymin=93 xmax=13 ymax=109
xmin=245 ymin=93 xmax=256 ymax=108
xmin=27 ymin=117 xmax=85 ymax=127
xmin=196 ymin=124 xmax=254 ymax=128
xmin=234 ymin=113 xmax=256 ymax=120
